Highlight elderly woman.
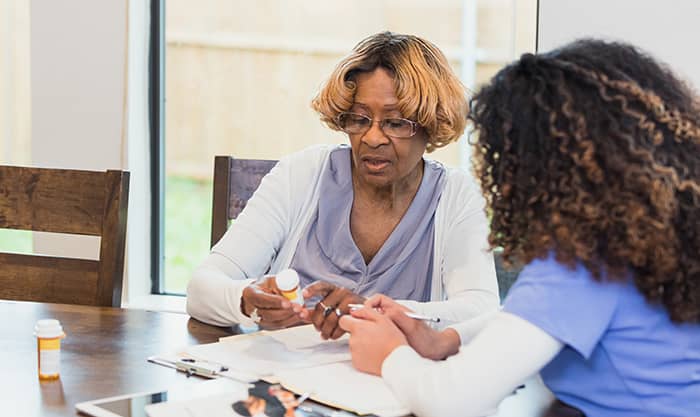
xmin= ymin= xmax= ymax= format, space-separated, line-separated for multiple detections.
xmin=186 ymin=31 xmax=498 ymax=338
xmin=340 ymin=39 xmax=700 ymax=417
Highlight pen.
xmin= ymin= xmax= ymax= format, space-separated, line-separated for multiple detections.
xmin=147 ymin=356 xmax=255 ymax=386
xmin=347 ymin=304 xmax=441 ymax=323
xmin=404 ymin=311 xmax=441 ymax=323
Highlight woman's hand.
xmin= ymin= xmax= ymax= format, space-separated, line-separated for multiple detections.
xmin=338 ymin=307 xmax=408 ymax=375
xmin=301 ymin=282 xmax=365 ymax=340
xmin=364 ymin=294 xmax=461 ymax=360
xmin=240 ymin=276 xmax=303 ymax=329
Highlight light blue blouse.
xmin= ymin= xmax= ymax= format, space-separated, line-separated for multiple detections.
xmin=289 ymin=147 xmax=446 ymax=301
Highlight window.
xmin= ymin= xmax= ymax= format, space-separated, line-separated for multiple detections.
xmin=0 ymin=0 xmax=32 ymax=252
xmin=154 ymin=0 xmax=537 ymax=294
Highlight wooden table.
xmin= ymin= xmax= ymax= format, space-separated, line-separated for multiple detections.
xmin=1 ymin=300 xmax=235 ymax=417
xmin=2 ymin=300 xmax=554 ymax=417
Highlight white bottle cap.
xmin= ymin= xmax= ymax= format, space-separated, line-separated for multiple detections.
xmin=275 ymin=268 xmax=300 ymax=291
xmin=34 ymin=319 xmax=64 ymax=338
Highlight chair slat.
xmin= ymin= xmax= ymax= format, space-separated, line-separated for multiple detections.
xmin=0 ymin=165 xmax=129 ymax=307
xmin=0 ymin=253 xmax=100 ymax=306
xmin=96 ymin=171 xmax=129 ymax=307
xmin=0 ymin=166 xmax=106 ymax=235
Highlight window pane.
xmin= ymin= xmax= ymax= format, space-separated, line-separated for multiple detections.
xmin=0 ymin=0 xmax=32 ymax=252
xmin=163 ymin=0 xmax=537 ymax=293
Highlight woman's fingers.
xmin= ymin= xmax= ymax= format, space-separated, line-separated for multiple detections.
xmin=348 ymin=305 xmax=382 ymax=321
xmin=310 ymin=286 xmax=344 ymax=329
xmin=340 ymin=312 xmax=408 ymax=375
xmin=311 ymin=287 xmax=338 ymax=328
xmin=329 ymin=324 xmax=347 ymax=340
xmin=302 ymin=281 xmax=336 ymax=299
xmin=258 ymin=275 xmax=282 ymax=295
xmin=241 ymin=285 xmax=289 ymax=320
xmin=243 ymin=286 xmax=291 ymax=310
xmin=315 ymin=287 xmax=367 ymax=339
xmin=384 ymin=306 xmax=418 ymax=332
xmin=241 ymin=282 xmax=300 ymax=329
xmin=365 ymin=293 xmax=407 ymax=313
xmin=259 ymin=306 xmax=297 ymax=323
xmin=338 ymin=314 xmax=362 ymax=333
xmin=364 ymin=293 xmax=389 ymax=308
xmin=316 ymin=296 xmax=345 ymax=339
xmin=259 ymin=308 xmax=302 ymax=329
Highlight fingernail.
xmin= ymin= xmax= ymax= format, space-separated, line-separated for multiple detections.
xmin=282 ymin=301 xmax=291 ymax=308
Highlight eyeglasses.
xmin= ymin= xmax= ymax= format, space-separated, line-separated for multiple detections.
xmin=335 ymin=112 xmax=420 ymax=138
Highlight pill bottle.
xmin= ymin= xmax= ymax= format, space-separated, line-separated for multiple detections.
xmin=276 ymin=269 xmax=303 ymax=305
xmin=34 ymin=319 xmax=65 ymax=380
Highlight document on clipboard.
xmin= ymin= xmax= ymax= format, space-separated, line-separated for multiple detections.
xmin=276 ymin=362 xmax=409 ymax=417
xmin=148 ymin=325 xmax=408 ymax=416
xmin=183 ymin=325 xmax=351 ymax=379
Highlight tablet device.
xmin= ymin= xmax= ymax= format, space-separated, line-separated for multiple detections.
xmin=75 ymin=390 xmax=169 ymax=417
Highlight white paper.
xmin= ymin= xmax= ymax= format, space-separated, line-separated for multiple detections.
xmin=146 ymin=378 xmax=250 ymax=417
xmin=146 ymin=391 xmax=247 ymax=417
xmin=156 ymin=325 xmax=408 ymax=416
xmin=276 ymin=362 xmax=409 ymax=417
xmin=264 ymin=323 xmax=349 ymax=351
xmin=185 ymin=325 xmax=351 ymax=378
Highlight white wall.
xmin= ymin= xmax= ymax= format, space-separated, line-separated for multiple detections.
xmin=31 ymin=0 xmax=127 ymax=171
xmin=538 ymin=0 xmax=700 ymax=90
xmin=30 ymin=0 xmax=151 ymax=304
xmin=31 ymin=0 xmax=127 ymax=261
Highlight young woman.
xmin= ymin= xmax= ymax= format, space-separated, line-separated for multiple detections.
xmin=340 ymin=39 xmax=700 ymax=417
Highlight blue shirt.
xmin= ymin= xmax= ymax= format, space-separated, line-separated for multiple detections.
xmin=289 ymin=146 xmax=446 ymax=301
xmin=504 ymin=254 xmax=700 ymax=417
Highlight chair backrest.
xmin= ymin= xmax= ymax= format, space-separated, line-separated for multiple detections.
xmin=494 ymin=251 xmax=522 ymax=301
xmin=210 ymin=156 xmax=278 ymax=248
xmin=0 ymin=166 xmax=129 ymax=307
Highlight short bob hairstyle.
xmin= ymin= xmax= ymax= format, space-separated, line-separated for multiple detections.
xmin=311 ymin=31 xmax=467 ymax=152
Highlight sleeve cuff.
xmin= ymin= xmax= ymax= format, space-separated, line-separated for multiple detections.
xmin=447 ymin=309 xmax=499 ymax=345
xmin=381 ymin=345 xmax=423 ymax=381
xmin=230 ymin=278 xmax=257 ymax=326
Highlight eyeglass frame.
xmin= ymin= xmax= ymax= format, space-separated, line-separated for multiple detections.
xmin=334 ymin=111 xmax=421 ymax=139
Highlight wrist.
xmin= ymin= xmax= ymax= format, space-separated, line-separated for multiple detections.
xmin=240 ymin=287 xmax=251 ymax=317
xmin=433 ymin=328 xmax=460 ymax=360
xmin=383 ymin=341 xmax=408 ymax=369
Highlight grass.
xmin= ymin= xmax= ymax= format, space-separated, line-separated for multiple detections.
xmin=164 ymin=175 xmax=213 ymax=294
xmin=0 ymin=176 xmax=213 ymax=295
xmin=0 ymin=229 xmax=33 ymax=253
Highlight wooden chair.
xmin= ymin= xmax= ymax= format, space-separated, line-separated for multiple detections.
xmin=494 ymin=250 xmax=522 ymax=301
xmin=210 ymin=156 xmax=278 ymax=248
xmin=0 ymin=166 xmax=129 ymax=307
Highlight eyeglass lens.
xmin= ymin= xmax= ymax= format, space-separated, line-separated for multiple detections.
xmin=337 ymin=113 xmax=416 ymax=138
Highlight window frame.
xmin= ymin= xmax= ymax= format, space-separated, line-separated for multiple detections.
xmin=149 ymin=0 xmax=166 ymax=294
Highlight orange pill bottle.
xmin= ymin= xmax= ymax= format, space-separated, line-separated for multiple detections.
xmin=34 ymin=319 xmax=66 ymax=380
xmin=276 ymin=269 xmax=303 ymax=305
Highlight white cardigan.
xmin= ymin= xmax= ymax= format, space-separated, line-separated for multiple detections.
xmin=186 ymin=144 xmax=499 ymax=327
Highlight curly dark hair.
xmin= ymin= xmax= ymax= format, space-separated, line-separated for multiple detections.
xmin=469 ymin=39 xmax=700 ymax=322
